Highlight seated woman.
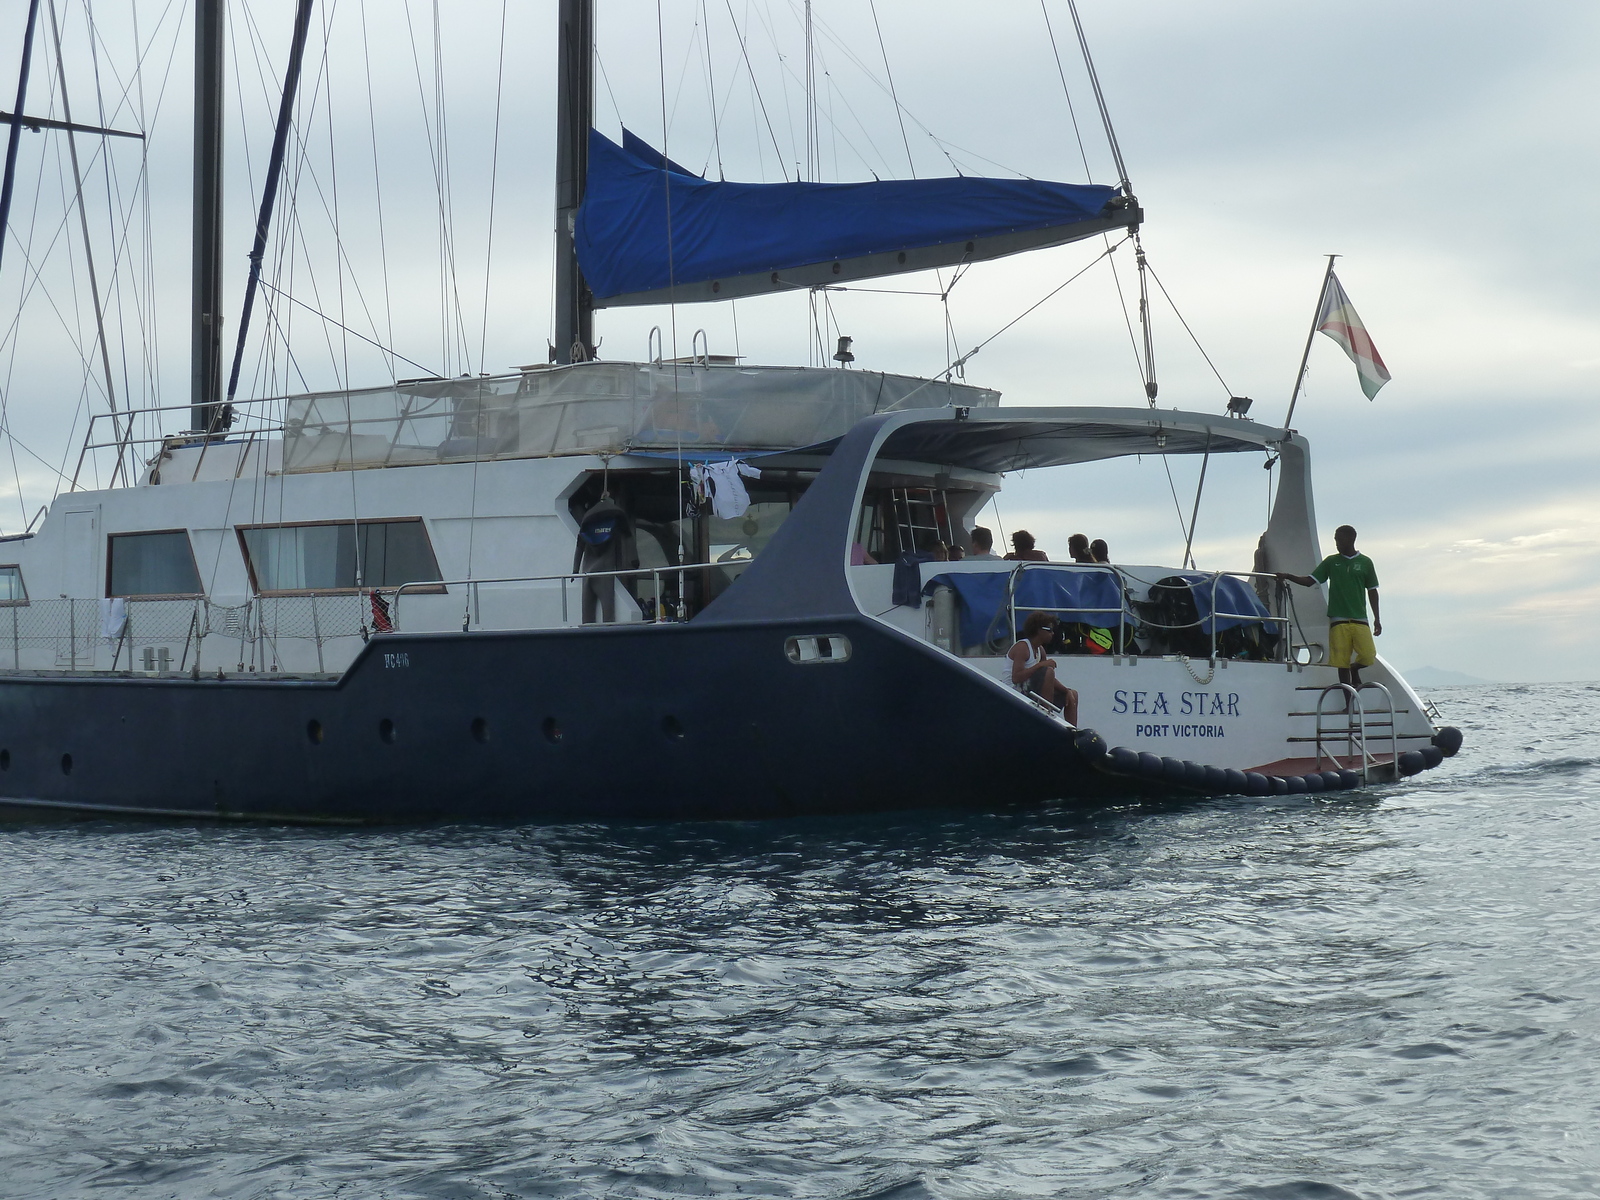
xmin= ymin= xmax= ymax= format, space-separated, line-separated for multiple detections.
xmin=1008 ymin=611 xmax=1080 ymax=724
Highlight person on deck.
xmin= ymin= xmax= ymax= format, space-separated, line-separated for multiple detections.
xmin=1068 ymin=534 xmax=1095 ymax=564
xmin=1004 ymin=530 xmax=1049 ymax=562
xmin=1276 ymin=524 xmax=1382 ymax=690
xmin=1009 ymin=611 xmax=1079 ymax=724
xmin=1089 ymin=538 xmax=1110 ymax=564
xmin=968 ymin=526 xmax=1002 ymax=560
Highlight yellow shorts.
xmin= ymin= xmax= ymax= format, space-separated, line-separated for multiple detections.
xmin=1328 ymin=621 xmax=1376 ymax=669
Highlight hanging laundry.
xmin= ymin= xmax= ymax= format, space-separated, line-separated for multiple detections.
xmin=370 ymin=590 xmax=393 ymax=634
xmin=699 ymin=458 xmax=762 ymax=520
xmin=99 ymin=597 xmax=127 ymax=642
xmin=687 ymin=462 xmax=710 ymax=515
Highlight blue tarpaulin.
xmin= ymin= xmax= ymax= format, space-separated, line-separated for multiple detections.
xmin=1160 ymin=573 xmax=1272 ymax=634
xmin=575 ymin=130 xmax=1122 ymax=303
xmin=923 ymin=568 xmax=1125 ymax=649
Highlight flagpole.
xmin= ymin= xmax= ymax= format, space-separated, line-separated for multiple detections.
xmin=1283 ymin=254 xmax=1340 ymax=430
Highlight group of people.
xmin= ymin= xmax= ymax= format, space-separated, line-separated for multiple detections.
xmin=1005 ymin=523 xmax=1383 ymax=722
xmin=966 ymin=527 xmax=1111 ymax=565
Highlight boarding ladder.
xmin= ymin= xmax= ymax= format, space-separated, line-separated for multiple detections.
xmin=1303 ymin=682 xmax=1401 ymax=784
xmin=890 ymin=487 xmax=953 ymax=554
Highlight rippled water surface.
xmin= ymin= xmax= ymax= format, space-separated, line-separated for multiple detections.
xmin=3 ymin=682 xmax=1599 ymax=1199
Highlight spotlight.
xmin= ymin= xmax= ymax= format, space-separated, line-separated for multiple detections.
xmin=1227 ymin=396 xmax=1253 ymax=418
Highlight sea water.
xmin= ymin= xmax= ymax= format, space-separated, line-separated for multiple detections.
xmin=1 ymin=682 xmax=1597 ymax=1199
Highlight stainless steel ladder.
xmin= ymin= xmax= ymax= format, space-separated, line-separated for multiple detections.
xmin=890 ymin=487 xmax=953 ymax=554
xmin=1311 ymin=682 xmax=1400 ymax=784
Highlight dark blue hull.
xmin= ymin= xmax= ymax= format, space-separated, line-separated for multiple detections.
xmin=0 ymin=618 xmax=1123 ymax=823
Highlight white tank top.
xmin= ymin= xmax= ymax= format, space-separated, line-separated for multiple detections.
xmin=1012 ymin=640 xmax=1042 ymax=690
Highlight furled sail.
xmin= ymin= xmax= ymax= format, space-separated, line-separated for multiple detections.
xmin=576 ymin=130 xmax=1138 ymax=309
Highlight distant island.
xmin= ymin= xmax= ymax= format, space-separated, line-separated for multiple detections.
xmin=1404 ymin=666 xmax=1498 ymax=687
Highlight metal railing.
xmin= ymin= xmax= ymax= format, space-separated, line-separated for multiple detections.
xmin=71 ymin=398 xmax=282 ymax=489
xmin=1313 ymin=681 xmax=1399 ymax=784
xmin=0 ymin=594 xmax=370 ymax=675
xmin=980 ymin=563 xmax=1292 ymax=663
xmin=390 ymin=559 xmax=755 ymax=631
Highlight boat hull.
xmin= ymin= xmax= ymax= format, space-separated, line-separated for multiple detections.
xmin=0 ymin=618 xmax=1122 ymax=823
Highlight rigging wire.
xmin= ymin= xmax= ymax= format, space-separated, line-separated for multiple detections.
xmin=749 ymin=0 xmax=800 ymax=179
xmin=1135 ymin=236 xmax=1157 ymax=402
xmin=466 ymin=0 xmax=509 ymax=586
xmin=722 ymin=0 xmax=787 ymax=175
xmin=1040 ymin=0 xmax=1151 ymax=403
xmin=698 ymin=0 xmax=725 ymax=178
xmin=657 ymin=0 xmax=687 ymax=551
xmin=1065 ymin=0 xmax=1129 ymax=193
xmin=867 ymin=0 xmax=913 ymax=177
xmin=476 ymin=0 xmax=507 ymax=374
xmin=884 ymin=238 xmax=1127 ymax=410
xmin=937 ymin=237 xmax=1127 ymax=379
xmin=255 ymin=279 xmax=440 ymax=378
xmin=47 ymin=0 xmax=123 ymax=486
xmin=1038 ymin=0 xmax=1093 ymax=182
xmin=359 ymin=0 xmax=397 ymax=374
xmin=1144 ymin=259 xmax=1234 ymax=397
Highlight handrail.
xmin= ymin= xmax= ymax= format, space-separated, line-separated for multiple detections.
xmin=980 ymin=562 xmax=1289 ymax=662
xmin=1314 ymin=681 xmax=1399 ymax=783
xmin=994 ymin=562 xmax=1128 ymax=652
xmin=390 ymin=559 xmax=753 ymax=630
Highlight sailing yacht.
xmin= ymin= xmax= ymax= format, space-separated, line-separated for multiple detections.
xmin=0 ymin=0 xmax=1460 ymax=822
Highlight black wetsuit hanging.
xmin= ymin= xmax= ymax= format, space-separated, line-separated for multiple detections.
xmin=573 ymin=498 xmax=637 ymax=623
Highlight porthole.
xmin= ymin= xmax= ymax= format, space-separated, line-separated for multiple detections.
xmin=661 ymin=715 xmax=684 ymax=740
xmin=542 ymin=717 xmax=563 ymax=744
xmin=471 ymin=717 xmax=489 ymax=744
xmin=0 ymin=749 xmax=9 ymax=770
xmin=60 ymin=753 xmax=72 ymax=776
xmin=306 ymin=719 xmax=323 ymax=744
xmin=378 ymin=718 xmax=396 ymax=744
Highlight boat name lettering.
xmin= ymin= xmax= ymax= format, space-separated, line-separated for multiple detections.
xmin=383 ymin=652 xmax=411 ymax=669
xmin=1135 ymin=723 xmax=1227 ymax=738
xmin=1112 ymin=690 xmax=1239 ymax=716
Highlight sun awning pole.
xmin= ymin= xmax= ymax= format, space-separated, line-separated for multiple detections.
xmin=1182 ymin=427 xmax=1211 ymax=569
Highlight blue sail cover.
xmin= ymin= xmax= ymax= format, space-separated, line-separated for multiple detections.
xmin=576 ymin=130 xmax=1130 ymax=307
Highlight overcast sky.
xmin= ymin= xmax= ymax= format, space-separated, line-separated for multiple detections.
xmin=2 ymin=0 xmax=1596 ymax=681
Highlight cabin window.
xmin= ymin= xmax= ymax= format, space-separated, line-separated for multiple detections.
xmin=0 ymin=565 xmax=26 ymax=605
xmin=238 ymin=518 xmax=443 ymax=594
xmin=107 ymin=531 xmax=203 ymax=597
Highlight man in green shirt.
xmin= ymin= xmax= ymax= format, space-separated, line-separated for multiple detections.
xmin=1277 ymin=524 xmax=1382 ymax=689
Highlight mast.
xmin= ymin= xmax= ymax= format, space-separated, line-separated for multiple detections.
xmin=0 ymin=0 xmax=44 ymax=282
xmin=190 ymin=0 xmax=225 ymax=433
xmin=553 ymin=0 xmax=594 ymax=364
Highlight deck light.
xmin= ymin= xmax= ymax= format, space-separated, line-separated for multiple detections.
xmin=833 ymin=336 xmax=854 ymax=366
xmin=1227 ymin=396 xmax=1253 ymax=418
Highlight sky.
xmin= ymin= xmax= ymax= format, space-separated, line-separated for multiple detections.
xmin=1 ymin=0 xmax=1596 ymax=681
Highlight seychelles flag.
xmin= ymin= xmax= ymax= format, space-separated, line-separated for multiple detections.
xmin=1316 ymin=273 xmax=1392 ymax=399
